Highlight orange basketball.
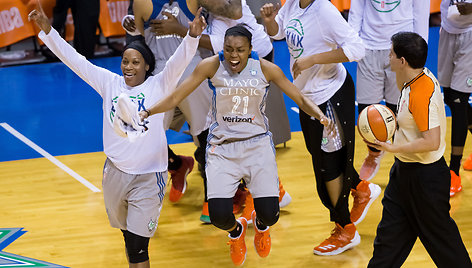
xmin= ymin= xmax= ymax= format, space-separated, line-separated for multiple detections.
xmin=357 ymin=104 xmax=396 ymax=143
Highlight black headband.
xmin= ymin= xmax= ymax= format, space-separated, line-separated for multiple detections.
xmin=225 ymin=24 xmax=252 ymax=45
xmin=123 ymin=40 xmax=156 ymax=76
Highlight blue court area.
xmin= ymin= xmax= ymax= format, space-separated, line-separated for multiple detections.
xmin=0 ymin=27 xmax=441 ymax=162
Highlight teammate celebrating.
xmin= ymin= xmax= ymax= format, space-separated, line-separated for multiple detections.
xmin=28 ymin=8 xmax=206 ymax=268
xmin=261 ymin=0 xmax=380 ymax=256
xmin=140 ymin=25 xmax=332 ymax=266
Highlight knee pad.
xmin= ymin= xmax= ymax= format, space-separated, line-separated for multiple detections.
xmin=208 ymin=198 xmax=236 ymax=230
xmin=122 ymin=230 xmax=150 ymax=264
xmin=253 ymin=197 xmax=280 ymax=226
xmin=444 ymin=87 xmax=469 ymax=109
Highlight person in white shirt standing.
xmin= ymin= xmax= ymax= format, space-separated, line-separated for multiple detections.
xmin=261 ymin=0 xmax=381 ymax=256
xmin=348 ymin=0 xmax=430 ymax=181
xmin=438 ymin=0 xmax=472 ymax=197
xmin=29 ymin=8 xmax=206 ymax=268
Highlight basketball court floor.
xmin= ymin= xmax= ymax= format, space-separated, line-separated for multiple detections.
xmin=1 ymin=27 xmax=472 ymax=267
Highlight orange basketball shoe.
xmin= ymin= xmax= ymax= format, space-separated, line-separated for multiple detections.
xmin=359 ymin=148 xmax=384 ymax=181
xmin=168 ymin=155 xmax=194 ymax=202
xmin=462 ymin=153 xmax=472 ymax=171
xmin=278 ymin=179 xmax=292 ymax=208
xmin=241 ymin=194 xmax=255 ymax=224
xmin=200 ymin=201 xmax=210 ymax=223
xmin=227 ymin=218 xmax=247 ymax=266
xmin=251 ymin=211 xmax=271 ymax=258
xmin=450 ymin=170 xmax=462 ymax=197
xmin=313 ymin=223 xmax=360 ymax=256
xmin=350 ymin=180 xmax=381 ymax=225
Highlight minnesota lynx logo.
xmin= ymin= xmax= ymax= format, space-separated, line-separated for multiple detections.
xmin=370 ymin=0 xmax=401 ymax=12
xmin=110 ymin=93 xmax=146 ymax=122
xmin=285 ymin=19 xmax=304 ymax=59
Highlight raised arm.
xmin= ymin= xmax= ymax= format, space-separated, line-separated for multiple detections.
xmin=260 ymin=3 xmax=281 ymax=37
xmin=29 ymin=9 xmax=116 ymax=97
xmin=260 ymin=59 xmax=332 ymax=130
xmin=133 ymin=0 xmax=153 ymax=35
xmin=157 ymin=8 xmax=207 ymax=95
xmin=140 ymin=56 xmax=219 ymax=119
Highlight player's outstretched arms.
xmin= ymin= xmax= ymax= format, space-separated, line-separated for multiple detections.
xmin=140 ymin=55 xmax=219 ymax=120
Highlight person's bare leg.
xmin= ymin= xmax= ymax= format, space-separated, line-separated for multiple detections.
xmin=326 ymin=174 xmax=343 ymax=207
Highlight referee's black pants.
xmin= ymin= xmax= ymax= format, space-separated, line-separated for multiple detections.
xmin=369 ymin=158 xmax=471 ymax=268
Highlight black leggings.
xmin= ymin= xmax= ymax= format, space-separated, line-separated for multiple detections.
xmin=299 ymin=73 xmax=359 ymax=226
xmin=194 ymin=129 xmax=209 ymax=201
xmin=208 ymin=197 xmax=279 ymax=230
xmin=443 ymin=87 xmax=472 ymax=149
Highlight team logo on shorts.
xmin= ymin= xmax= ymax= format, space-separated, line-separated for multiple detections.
xmin=370 ymin=0 xmax=401 ymax=12
xmin=467 ymin=77 xmax=472 ymax=87
xmin=148 ymin=219 xmax=157 ymax=232
xmin=321 ymin=137 xmax=328 ymax=146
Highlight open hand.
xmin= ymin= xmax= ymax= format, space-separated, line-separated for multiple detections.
xmin=188 ymin=7 xmax=207 ymax=38
xmin=364 ymin=139 xmax=395 ymax=153
xmin=28 ymin=9 xmax=51 ymax=34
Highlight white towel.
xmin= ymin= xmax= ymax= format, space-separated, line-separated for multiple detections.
xmin=113 ymin=93 xmax=148 ymax=142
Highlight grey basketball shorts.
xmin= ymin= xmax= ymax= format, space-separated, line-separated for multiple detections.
xmin=356 ymin=49 xmax=400 ymax=105
xmin=102 ymin=159 xmax=167 ymax=238
xmin=206 ymin=134 xmax=279 ymax=199
xmin=438 ymin=29 xmax=472 ymax=93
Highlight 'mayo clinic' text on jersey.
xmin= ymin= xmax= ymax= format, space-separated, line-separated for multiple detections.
xmin=207 ymin=51 xmax=270 ymax=144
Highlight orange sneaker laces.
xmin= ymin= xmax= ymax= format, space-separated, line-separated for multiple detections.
xmin=256 ymin=231 xmax=269 ymax=250
xmin=324 ymin=226 xmax=350 ymax=246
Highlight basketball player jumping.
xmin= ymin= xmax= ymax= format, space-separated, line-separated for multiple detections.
xmin=140 ymin=24 xmax=332 ymax=266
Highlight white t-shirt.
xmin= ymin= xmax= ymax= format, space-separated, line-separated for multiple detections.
xmin=205 ymin=0 xmax=273 ymax=58
xmin=39 ymin=28 xmax=199 ymax=174
xmin=348 ymin=0 xmax=430 ymax=50
xmin=272 ymin=0 xmax=365 ymax=105
xmin=441 ymin=0 xmax=472 ymax=34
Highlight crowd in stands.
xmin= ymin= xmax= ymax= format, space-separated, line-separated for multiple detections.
xmin=0 ymin=0 xmax=443 ymax=66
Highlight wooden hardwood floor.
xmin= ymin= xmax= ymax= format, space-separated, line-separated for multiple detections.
xmin=1 ymin=126 xmax=472 ymax=267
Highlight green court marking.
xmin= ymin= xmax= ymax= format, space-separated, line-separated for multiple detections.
xmin=0 ymin=228 xmax=66 ymax=268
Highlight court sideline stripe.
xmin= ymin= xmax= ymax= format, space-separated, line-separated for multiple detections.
xmin=0 ymin=122 xmax=101 ymax=193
